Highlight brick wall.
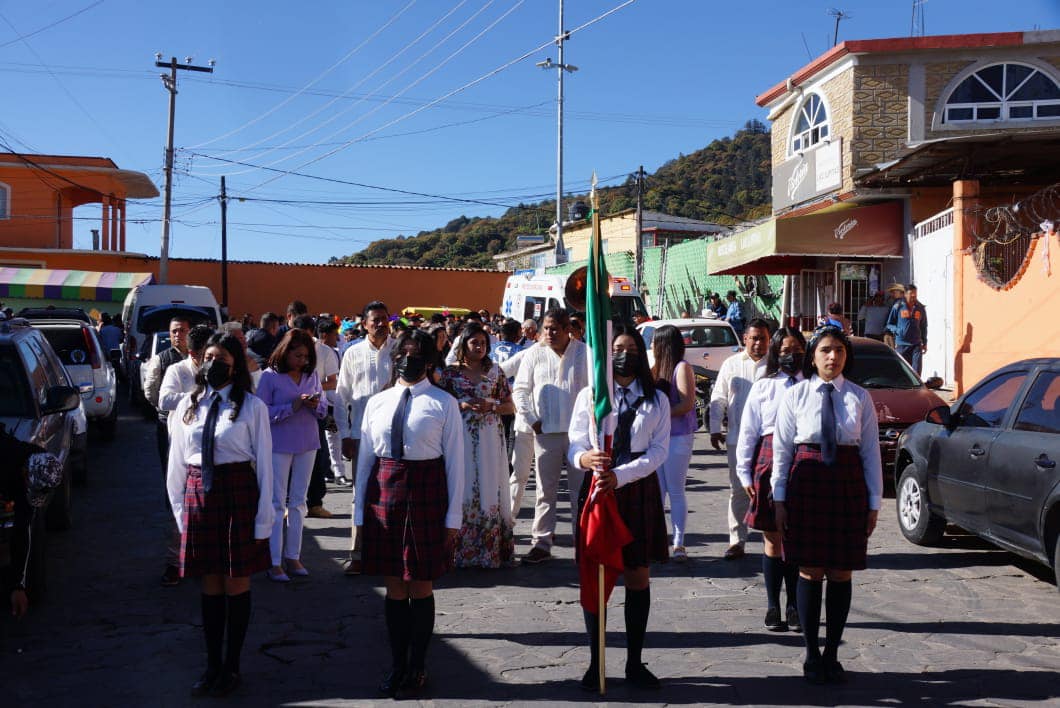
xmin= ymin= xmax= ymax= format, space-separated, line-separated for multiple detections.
xmin=851 ymin=64 xmax=910 ymax=180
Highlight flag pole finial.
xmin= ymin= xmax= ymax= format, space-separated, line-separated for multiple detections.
xmin=590 ymin=171 xmax=599 ymax=210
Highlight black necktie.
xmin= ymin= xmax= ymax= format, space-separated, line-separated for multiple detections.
xmin=391 ymin=387 xmax=412 ymax=460
xmin=618 ymin=386 xmax=630 ymax=413
xmin=788 ymin=376 xmax=798 ymax=387
xmin=201 ymin=392 xmax=222 ymax=492
xmin=819 ymin=382 xmax=837 ymax=466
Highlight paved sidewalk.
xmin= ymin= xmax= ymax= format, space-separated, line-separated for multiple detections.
xmin=3 ymin=409 xmax=1058 ymax=706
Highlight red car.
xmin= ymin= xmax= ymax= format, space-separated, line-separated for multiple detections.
xmin=844 ymin=337 xmax=947 ymax=469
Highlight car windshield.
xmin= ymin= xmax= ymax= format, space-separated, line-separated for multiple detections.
xmin=137 ymin=305 xmax=215 ymax=333
xmin=0 ymin=346 xmax=32 ymax=416
xmin=682 ymin=326 xmax=738 ymax=347
xmin=846 ymin=350 xmax=922 ymax=390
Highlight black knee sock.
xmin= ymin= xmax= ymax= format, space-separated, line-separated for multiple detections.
xmin=224 ymin=591 xmax=251 ymax=674
xmin=624 ymin=587 xmax=651 ymax=669
xmin=796 ymin=577 xmax=823 ymax=662
xmin=409 ymin=595 xmax=435 ymax=671
xmin=583 ymin=610 xmax=602 ymax=670
xmin=783 ymin=561 xmax=800 ymax=609
xmin=762 ymin=555 xmax=783 ymax=610
xmin=823 ymin=580 xmax=852 ymax=662
xmin=201 ymin=593 xmax=226 ymax=674
xmin=384 ymin=598 xmax=412 ymax=671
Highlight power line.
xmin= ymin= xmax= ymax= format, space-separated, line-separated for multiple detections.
xmin=188 ymin=0 xmax=419 ymax=150
xmin=0 ymin=1 xmax=105 ymax=50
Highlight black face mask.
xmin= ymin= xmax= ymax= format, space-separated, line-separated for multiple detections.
xmin=203 ymin=359 xmax=231 ymax=389
xmin=778 ymin=352 xmax=804 ymax=375
xmin=612 ymin=351 xmax=639 ymax=377
xmin=395 ymin=354 xmax=428 ymax=382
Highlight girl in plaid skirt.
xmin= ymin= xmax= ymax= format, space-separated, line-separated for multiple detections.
xmin=167 ymin=333 xmax=274 ymax=697
xmin=354 ymin=328 xmax=465 ymax=698
xmin=771 ymin=326 xmax=883 ymax=685
xmin=735 ymin=327 xmax=806 ymax=633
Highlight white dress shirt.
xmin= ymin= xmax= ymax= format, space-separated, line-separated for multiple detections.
xmin=335 ymin=335 xmax=395 ymax=440
xmin=166 ymin=386 xmax=275 ymax=538
xmin=735 ymin=371 xmax=804 ymax=488
xmin=567 ymin=380 xmax=671 ymax=489
xmin=499 ymin=344 xmax=535 ymax=432
xmin=512 ymin=338 xmax=588 ymax=434
xmin=770 ymin=374 xmax=884 ymax=510
xmin=709 ymin=350 xmax=767 ymax=442
xmin=354 ymin=378 xmax=466 ymax=529
xmin=314 ymin=339 xmax=341 ymax=406
xmin=158 ymin=357 xmax=200 ymax=412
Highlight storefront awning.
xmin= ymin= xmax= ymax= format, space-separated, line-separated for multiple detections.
xmin=0 ymin=268 xmax=153 ymax=303
xmin=706 ymin=201 xmax=904 ymax=275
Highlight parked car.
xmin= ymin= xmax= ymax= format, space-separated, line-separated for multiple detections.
xmin=27 ymin=318 xmax=118 ymax=441
xmin=16 ymin=306 xmax=94 ymax=324
xmin=639 ymin=318 xmax=742 ymax=430
xmin=894 ymin=358 xmax=1060 ymax=587
xmin=0 ymin=318 xmax=81 ymax=598
xmin=120 ymin=284 xmax=221 ymax=382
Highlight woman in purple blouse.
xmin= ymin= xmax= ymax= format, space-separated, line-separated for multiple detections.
xmin=256 ymin=329 xmax=327 ymax=582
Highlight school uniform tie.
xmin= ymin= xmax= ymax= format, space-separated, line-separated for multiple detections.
xmin=819 ymin=382 xmax=837 ymax=466
xmin=201 ymin=392 xmax=222 ymax=492
xmin=391 ymin=387 xmax=412 ymax=460
xmin=788 ymin=376 xmax=798 ymax=387
xmin=617 ymin=386 xmax=631 ymax=413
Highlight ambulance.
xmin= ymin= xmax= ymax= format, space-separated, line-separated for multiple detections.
xmin=499 ymin=270 xmax=648 ymax=323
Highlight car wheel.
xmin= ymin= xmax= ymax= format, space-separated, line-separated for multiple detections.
xmin=896 ymin=463 xmax=945 ymax=545
xmin=45 ymin=466 xmax=72 ymax=532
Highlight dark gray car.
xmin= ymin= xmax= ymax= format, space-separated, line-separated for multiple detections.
xmin=894 ymin=358 xmax=1060 ymax=589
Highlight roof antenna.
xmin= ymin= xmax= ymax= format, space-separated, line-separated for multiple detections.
xmin=827 ymin=8 xmax=851 ymax=47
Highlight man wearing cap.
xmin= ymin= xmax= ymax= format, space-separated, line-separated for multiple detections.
xmin=886 ymin=284 xmax=928 ymax=375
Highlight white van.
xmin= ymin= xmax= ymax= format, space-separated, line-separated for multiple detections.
xmin=499 ymin=271 xmax=647 ymax=323
xmin=120 ymin=285 xmax=222 ymax=403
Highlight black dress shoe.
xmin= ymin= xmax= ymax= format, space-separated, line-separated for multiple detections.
xmin=764 ymin=606 xmax=787 ymax=631
xmin=401 ymin=669 xmax=428 ymax=697
xmin=379 ymin=668 xmax=405 ymax=697
xmin=786 ymin=605 xmax=801 ymax=633
xmin=825 ymin=659 xmax=847 ymax=684
xmin=191 ymin=669 xmax=218 ymax=697
xmin=803 ymin=658 xmax=827 ymax=685
xmin=625 ymin=662 xmax=660 ymax=689
xmin=209 ymin=670 xmax=240 ymax=697
xmin=580 ymin=665 xmax=601 ymax=692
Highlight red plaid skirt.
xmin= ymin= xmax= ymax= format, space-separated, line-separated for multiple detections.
xmin=744 ymin=434 xmax=778 ymax=532
xmin=180 ymin=462 xmax=269 ymax=578
xmin=782 ymin=444 xmax=869 ymax=570
xmin=362 ymin=457 xmax=451 ymax=581
xmin=578 ymin=471 xmax=668 ymax=569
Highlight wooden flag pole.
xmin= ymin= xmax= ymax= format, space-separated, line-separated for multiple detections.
xmin=598 ymin=563 xmax=606 ymax=694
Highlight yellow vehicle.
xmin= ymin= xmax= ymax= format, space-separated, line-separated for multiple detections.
xmin=400 ymin=306 xmax=471 ymax=320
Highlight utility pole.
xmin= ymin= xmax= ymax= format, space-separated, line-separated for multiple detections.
xmin=633 ymin=165 xmax=645 ymax=290
xmin=156 ymin=54 xmax=214 ymax=284
xmin=537 ymin=0 xmax=577 ymax=265
xmin=220 ymin=176 xmax=229 ymax=310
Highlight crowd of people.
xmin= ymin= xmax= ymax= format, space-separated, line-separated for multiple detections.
xmin=0 ymin=296 xmax=886 ymax=697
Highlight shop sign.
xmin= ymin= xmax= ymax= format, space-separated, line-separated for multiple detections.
xmin=773 ymin=137 xmax=843 ymax=210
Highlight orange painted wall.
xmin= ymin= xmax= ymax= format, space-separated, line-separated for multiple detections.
xmin=0 ymin=249 xmax=511 ymax=320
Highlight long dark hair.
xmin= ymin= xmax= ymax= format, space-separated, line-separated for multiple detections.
xmin=803 ymin=325 xmax=854 ymax=378
xmin=183 ymin=333 xmax=253 ymax=423
xmin=268 ymin=329 xmax=316 ymax=374
xmin=612 ymin=323 xmax=656 ymax=401
xmin=456 ymin=322 xmax=493 ymax=372
xmin=649 ymin=324 xmax=685 ymax=384
xmin=764 ymin=327 xmax=807 ymax=378
xmin=388 ymin=328 xmax=440 ymax=388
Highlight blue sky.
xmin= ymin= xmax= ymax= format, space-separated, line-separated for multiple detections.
xmin=1 ymin=0 xmax=1057 ymax=264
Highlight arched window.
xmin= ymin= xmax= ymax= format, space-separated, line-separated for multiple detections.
xmin=791 ymin=93 xmax=830 ymax=153
xmin=943 ymin=62 xmax=1060 ymax=123
xmin=0 ymin=182 xmax=9 ymax=220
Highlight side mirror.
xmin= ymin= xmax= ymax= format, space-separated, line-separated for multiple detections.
xmin=42 ymin=385 xmax=80 ymax=415
xmin=925 ymin=404 xmax=954 ymax=428
xmin=924 ymin=376 xmax=944 ymax=390
xmin=108 ymin=348 xmax=122 ymax=368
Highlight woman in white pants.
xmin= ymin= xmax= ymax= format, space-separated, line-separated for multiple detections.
xmin=649 ymin=325 xmax=698 ymax=561
xmin=256 ymin=329 xmax=327 ymax=581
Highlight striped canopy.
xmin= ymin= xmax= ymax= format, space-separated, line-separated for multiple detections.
xmin=0 ymin=268 xmax=153 ymax=303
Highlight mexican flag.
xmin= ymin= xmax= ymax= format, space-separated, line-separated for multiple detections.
xmin=578 ymin=175 xmax=631 ymax=614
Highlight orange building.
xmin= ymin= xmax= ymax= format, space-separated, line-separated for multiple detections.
xmin=0 ymin=154 xmax=158 ymax=251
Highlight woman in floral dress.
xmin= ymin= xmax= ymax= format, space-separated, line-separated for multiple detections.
xmin=440 ymin=322 xmax=516 ymax=568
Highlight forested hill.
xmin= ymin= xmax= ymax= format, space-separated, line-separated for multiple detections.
xmin=328 ymin=119 xmax=772 ymax=270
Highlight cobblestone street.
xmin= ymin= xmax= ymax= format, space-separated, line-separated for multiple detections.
xmin=3 ymin=397 xmax=1058 ymax=707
